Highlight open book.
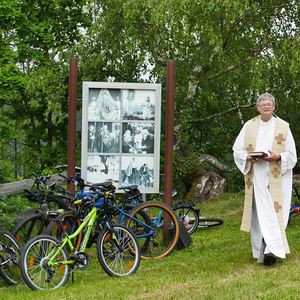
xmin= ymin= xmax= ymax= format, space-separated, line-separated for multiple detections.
xmin=249 ymin=151 xmax=268 ymax=158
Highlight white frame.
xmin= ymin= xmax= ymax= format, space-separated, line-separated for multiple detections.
xmin=81 ymin=82 xmax=161 ymax=193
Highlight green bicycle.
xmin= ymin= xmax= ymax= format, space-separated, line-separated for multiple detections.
xmin=20 ymin=194 xmax=141 ymax=290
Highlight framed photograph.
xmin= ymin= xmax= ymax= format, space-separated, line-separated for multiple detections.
xmin=82 ymin=82 xmax=161 ymax=193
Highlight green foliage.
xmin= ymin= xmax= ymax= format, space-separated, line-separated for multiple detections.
xmin=1 ymin=0 xmax=300 ymax=193
xmin=0 ymin=194 xmax=31 ymax=229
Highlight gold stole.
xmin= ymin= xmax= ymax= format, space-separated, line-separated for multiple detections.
xmin=241 ymin=116 xmax=289 ymax=253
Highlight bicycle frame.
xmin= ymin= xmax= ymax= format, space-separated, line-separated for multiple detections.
xmin=47 ymin=206 xmax=98 ymax=267
xmin=111 ymin=203 xmax=157 ymax=239
xmin=74 ymin=190 xmax=158 ymax=241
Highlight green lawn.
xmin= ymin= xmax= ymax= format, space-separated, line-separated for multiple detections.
xmin=2 ymin=192 xmax=300 ymax=300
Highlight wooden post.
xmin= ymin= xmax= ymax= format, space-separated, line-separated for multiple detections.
xmin=67 ymin=57 xmax=78 ymax=193
xmin=164 ymin=60 xmax=176 ymax=206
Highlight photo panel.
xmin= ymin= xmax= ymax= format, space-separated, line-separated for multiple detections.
xmin=122 ymin=122 xmax=154 ymax=154
xmin=88 ymin=122 xmax=120 ymax=153
xmin=121 ymin=156 xmax=154 ymax=188
xmin=82 ymin=82 xmax=161 ymax=193
xmin=87 ymin=155 xmax=120 ymax=184
xmin=122 ymin=89 xmax=155 ymax=120
xmin=88 ymin=88 xmax=121 ymax=121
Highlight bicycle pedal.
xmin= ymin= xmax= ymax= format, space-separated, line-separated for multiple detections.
xmin=74 ymin=252 xmax=89 ymax=270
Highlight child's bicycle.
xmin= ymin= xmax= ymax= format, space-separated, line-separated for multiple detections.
xmin=20 ymin=191 xmax=141 ymax=290
xmin=0 ymin=228 xmax=21 ymax=285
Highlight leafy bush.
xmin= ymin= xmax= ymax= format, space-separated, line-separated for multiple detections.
xmin=0 ymin=194 xmax=32 ymax=230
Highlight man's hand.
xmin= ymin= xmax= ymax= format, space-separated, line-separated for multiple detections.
xmin=264 ymin=151 xmax=281 ymax=162
xmin=246 ymin=155 xmax=258 ymax=163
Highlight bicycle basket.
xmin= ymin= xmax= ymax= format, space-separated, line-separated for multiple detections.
xmin=23 ymin=189 xmax=45 ymax=202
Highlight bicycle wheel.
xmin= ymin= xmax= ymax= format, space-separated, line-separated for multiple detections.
xmin=0 ymin=231 xmax=21 ymax=285
xmin=127 ymin=201 xmax=180 ymax=259
xmin=46 ymin=211 xmax=82 ymax=251
xmin=21 ymin=235 xmax=70 ymax=290
xmin=12 ymin=212 xmax=47 ymax=247
xmin=173 ymin=205 xmax=199 ymax=235
xmin=96 ymin=224 xmax=140 ymax=277
xmin=198 ymin=217 xmax=224 ymax=228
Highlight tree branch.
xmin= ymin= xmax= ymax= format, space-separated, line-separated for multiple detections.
xmin=194 ymin=154 xmax=232 ymax=172
xmin=182 ymin=103 xmax=255 ymax=123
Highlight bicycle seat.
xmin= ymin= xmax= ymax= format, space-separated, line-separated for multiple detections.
xmin=118 ymin=185 xmax=139 ymax=193
xmin=93 ymin=181 xmax=115 ymax=192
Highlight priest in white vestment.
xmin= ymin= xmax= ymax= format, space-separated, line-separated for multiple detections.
xmin=233 ymin=93 xmax=297 ymax=265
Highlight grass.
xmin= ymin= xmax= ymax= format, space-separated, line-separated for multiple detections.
xmin=2 ymin=191 xmax=300 ymax=299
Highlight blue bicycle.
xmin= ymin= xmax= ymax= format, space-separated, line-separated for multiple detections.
xmin=46 ymin=180 xmax=180 ymax=259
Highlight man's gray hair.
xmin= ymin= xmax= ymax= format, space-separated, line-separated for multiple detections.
xmin=256 ymin=92 xmax=276 ymax=106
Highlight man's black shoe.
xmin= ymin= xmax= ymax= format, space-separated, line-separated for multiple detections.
xmin=263 ymin=253 xmax=276 ymax=266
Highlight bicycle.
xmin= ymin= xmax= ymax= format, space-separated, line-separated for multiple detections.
xmin=157 ymin=189 xmax=223 ymax=235
xmin=173 ymin=201 xmax=223 ymax=231
xmin=12 ymin=173 xmax=73 ymax=247
xmin=20 ymin=192 xmax=141 ymax=290
xmin=46 ymin=180 xmax=180 ymax=259
xmin=118 ymin=185 xmax=180 ymax=259
xmin=0 ymin=229 xmax=21 ymax=285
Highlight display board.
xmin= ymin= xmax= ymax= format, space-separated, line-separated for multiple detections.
xmin=81 ymin=82 xmax=161 ymax=193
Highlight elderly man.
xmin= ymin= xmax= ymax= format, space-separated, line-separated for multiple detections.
xmin=233 ymin=92 xmax=297 ymax=266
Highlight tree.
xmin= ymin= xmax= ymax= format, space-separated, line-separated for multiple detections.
xmin=0 ymin=0 xmax=89 ymax=181
xmin=77 ymin=0 xmax=299 ymax=194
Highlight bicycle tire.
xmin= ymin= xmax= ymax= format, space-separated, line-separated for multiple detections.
xmin=96 ymin=224 xmax=141 ymax=277
xmin=45 ymin=211 xmax=82 ymax=251
xmin=12 ymin=213 xmax=45 ymax=246
xmin=21 ymin=235 xmax=71 ymax=290
xmin=127 ymin=201 xmax=180 ymax=259
xmin=122 ymin=209 xmax=152 ymax=253
xmin=198 ymin=217 xmax=224 ymax=228
xmin=12 ymin=212 xmax=48 ymax=247
xmin=0 ymin=231 xmax=21 ymax=285
xmin=173 ymin=205 xmax=199 ymax=235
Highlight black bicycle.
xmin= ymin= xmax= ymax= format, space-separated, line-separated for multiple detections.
xmin=12 ymin=173 xmax=73 ymax=247
xmin=158 ymin=189 xmax=223 ymax=235
xmin=173 ymin=201 xmax=223 ymax=234
xmin=0 ymin=229 xmax=21 ymax=285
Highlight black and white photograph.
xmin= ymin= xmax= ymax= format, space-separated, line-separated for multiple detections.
xmin=122 ymin=89 xmax=155 ymax=120
xmin=87 ymin=155 xmax=119 ymax=184
xmin=121 ymin=156 xmax=154 ymax=188
xmin=88 ymin=122 xmax=120 ymax=153
xmin=122 ymin=122 xmax=154 ymax=154
xmin=88 ymin=88 xmax=121 ymax=120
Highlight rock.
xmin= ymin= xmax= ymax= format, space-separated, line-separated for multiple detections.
xmin=187 ymin=171 xmax=226 ymax=202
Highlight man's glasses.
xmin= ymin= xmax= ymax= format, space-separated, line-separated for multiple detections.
xmin=258 ymin=103 xmax=274 ymax=108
